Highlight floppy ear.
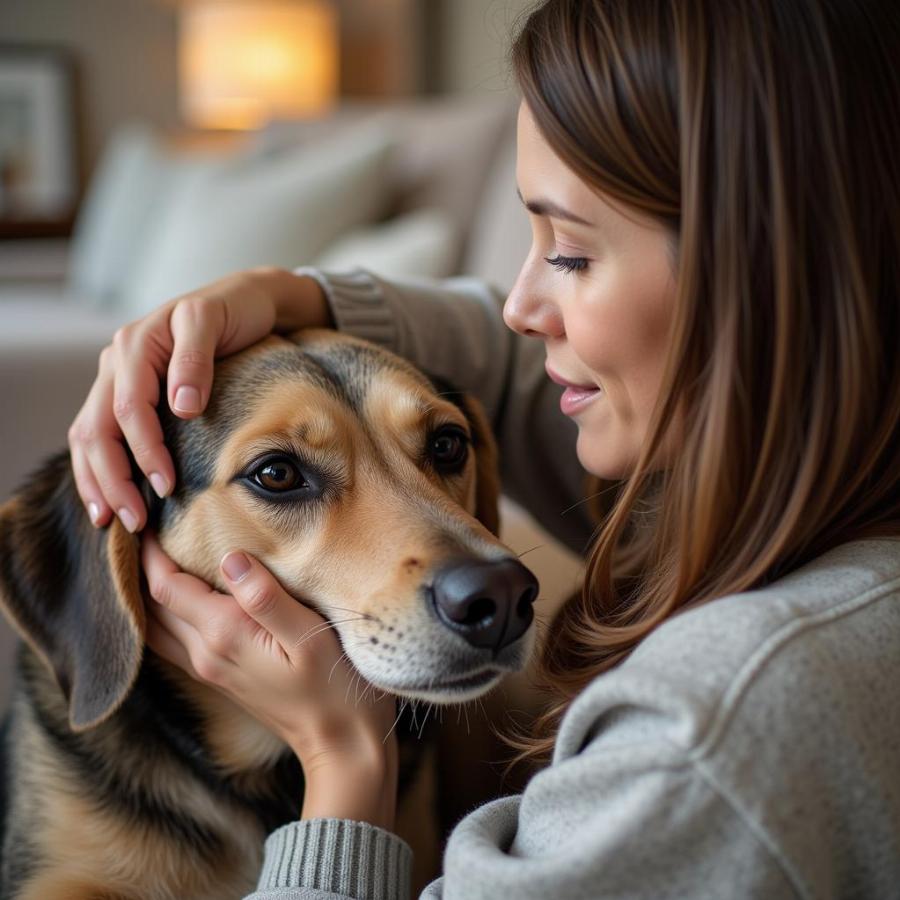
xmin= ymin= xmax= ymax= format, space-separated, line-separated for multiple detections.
xmin=0 ymin=452 xmax=147 ymax=732
xmin=457 ymin=393 xmax=501 ymax=537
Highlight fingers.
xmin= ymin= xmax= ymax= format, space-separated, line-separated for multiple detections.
xmin=146 ymin=610 xmax=197 ymax=675
xmin=71 ymin=272 xmax=283 ymax=530
xmin=69 ymin=441 xmax=112 ymax=528
xmin=112 ymin=350 xmax=175 ymax=501
xmin=69 ymin=350 xmax=149 ymax=532
xmin=220 ymin=550 xmax=324 ymax=652
xmin=143 ymin=533 xmax=227 ymax=625
xmin=166 ymin=299 xmax=223 ymax=419
xmin=71 ymin=311 xmax=179 ymax=528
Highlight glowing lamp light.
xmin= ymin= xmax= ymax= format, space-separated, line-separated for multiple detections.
xmin=179 ymin=0 xmax=339 ymax=130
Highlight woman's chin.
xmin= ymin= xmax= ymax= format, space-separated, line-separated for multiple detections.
xmin=576 ymin=430 xmax=636 ymax=482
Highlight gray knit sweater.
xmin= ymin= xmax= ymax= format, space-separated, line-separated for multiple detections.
xmin=244 ymin=268 xmax=900 ymax=899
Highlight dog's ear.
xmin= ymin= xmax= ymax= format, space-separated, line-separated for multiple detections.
xmin=0 ymin=452 xmax=147 ymax=732
xmin=457 ymin=393 xmax=501 ymax=537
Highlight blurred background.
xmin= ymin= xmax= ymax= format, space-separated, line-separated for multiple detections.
xmin=1 ymin=0 xmax=538 ymax=227
xmin=0 ymin=1 xmax=584 ymax=858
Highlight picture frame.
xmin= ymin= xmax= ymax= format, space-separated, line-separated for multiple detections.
xmin=0 ymin=45 xmax=79 ymax=237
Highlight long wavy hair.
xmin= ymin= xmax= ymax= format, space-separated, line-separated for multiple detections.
xmin=505 ymin=0 xmax=900 ymax=766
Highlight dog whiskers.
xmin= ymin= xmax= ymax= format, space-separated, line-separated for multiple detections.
xmin=313 ymin=602 xmax=383 ymax=624
xmin=383 ymin=699 xmax=409 ymax=744
xmin=293 ymin=616 xmax=370 ymax=649
xmin=327 ymin=650 xmax=351 ymax=685
xmin=344 ymin=668 xmax=362 ymax=705
xmin=417 ymin=702 xmax=434 ymax=740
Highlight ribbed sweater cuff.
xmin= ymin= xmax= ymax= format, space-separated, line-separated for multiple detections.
xmin=293 ymin=266 xmax=398 ymax=352
xmin=257 ymin=818 xmax=413 ymax=900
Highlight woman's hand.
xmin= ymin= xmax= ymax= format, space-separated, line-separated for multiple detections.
xmin=142 ymin=533 xmax=399 ymax=830
xmin=69 ymin=267 xmax=333 ymax=533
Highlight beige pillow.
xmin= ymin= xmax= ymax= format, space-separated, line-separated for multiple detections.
xmin=315 ymin=208 xmax=458 ymax=280
xmin=122 ymin=123 xmax=393 ymax=317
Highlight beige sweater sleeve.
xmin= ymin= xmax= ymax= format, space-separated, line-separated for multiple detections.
xmin=293 ymin=267 xmax=595 ymax=556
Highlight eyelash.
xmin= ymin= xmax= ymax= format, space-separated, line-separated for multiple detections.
xmin=544 ymin=253 xmax=589 ymax=274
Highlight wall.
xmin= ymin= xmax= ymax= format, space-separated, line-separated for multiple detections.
xmin=0 ymin=0 xmax=181 ymax=181
xmin=0 ymin=0 xmax=534 ymax=181
xmin=436 ymin=0 xmax=536 ymax=96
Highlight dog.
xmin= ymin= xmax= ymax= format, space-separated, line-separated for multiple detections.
xmin=0 ymin=329 xmax=539 ymax=900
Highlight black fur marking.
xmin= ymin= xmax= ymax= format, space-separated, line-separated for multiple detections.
xmin=271 ymin=345 xmax=367 ymax=414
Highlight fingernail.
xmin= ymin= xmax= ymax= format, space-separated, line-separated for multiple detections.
xmin=222 ymin=551 xmax=251 ymax=583
xmin=173 ymin=385 xmax=201 ymax=414
xmin=149 ymin=472 xmax=169 ymax=498
xmin=118 ymin=508 xmax=139 ymax=533
xmin=88 ymin=502 xmax=101 ymax=526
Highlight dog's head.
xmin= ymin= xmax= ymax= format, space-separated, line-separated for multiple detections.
xmin=0 ymin=331 xmax=539 ymax=732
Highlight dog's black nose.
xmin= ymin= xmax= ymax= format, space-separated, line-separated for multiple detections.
xmin=430 ymin=558 xmax=539 ymax=653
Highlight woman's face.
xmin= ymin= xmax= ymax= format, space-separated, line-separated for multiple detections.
xmin=505 ymin=102 xmax=677 ymax=480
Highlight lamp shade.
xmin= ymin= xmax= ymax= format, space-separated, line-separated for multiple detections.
xmin=179 ymin=0 xmax=339 ymax=129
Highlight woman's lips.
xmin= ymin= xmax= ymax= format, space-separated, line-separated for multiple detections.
xmin=545 ymin=363 xmax=602 ymax=416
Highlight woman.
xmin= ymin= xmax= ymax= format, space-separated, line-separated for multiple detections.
xmin=69 ymin=0 xmax=900 ymax=897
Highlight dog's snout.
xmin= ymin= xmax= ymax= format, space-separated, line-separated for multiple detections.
xmin=430 ymin=558 xmax=539 ymax=653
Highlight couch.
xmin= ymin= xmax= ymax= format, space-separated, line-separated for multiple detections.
xmin=0 ymin=94 xmax=583 ymax=741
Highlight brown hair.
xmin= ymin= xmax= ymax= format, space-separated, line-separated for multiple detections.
xmin=506 ymin=0 xmax=900 ymax=765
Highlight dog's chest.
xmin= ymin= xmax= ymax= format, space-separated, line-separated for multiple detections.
xmin=3 ymin=650 xmax=300 ymax=899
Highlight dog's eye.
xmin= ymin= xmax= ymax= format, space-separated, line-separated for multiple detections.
xmin=250 ymin=457 xmax=307 ymax=493
xmin=429 ymin=427 xmax=469 ymax=473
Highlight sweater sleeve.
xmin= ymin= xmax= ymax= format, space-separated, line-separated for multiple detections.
xmin=244 ymin=721 xmax=799 ymax=900
xmin=293 ymin=266 xmax=594 ymax=556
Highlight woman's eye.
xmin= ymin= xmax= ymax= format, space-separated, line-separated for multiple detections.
xmin=429 ymin=428 xmax=470 ymax=473
xmin=544 ymin=253 xmax=589 ymax=274
xmin=251 ymin=458 xmax=307 ymax=493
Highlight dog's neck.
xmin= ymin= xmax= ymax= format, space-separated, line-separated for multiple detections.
xmin=146 ymin=652 xmax=290 ymax=777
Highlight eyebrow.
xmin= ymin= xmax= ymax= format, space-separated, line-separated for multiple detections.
xmin=516 ymin=188 xmax=593 ymax=226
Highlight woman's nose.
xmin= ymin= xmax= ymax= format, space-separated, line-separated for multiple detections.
xmin=503 ymin=262 xmax=564 ymax=339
